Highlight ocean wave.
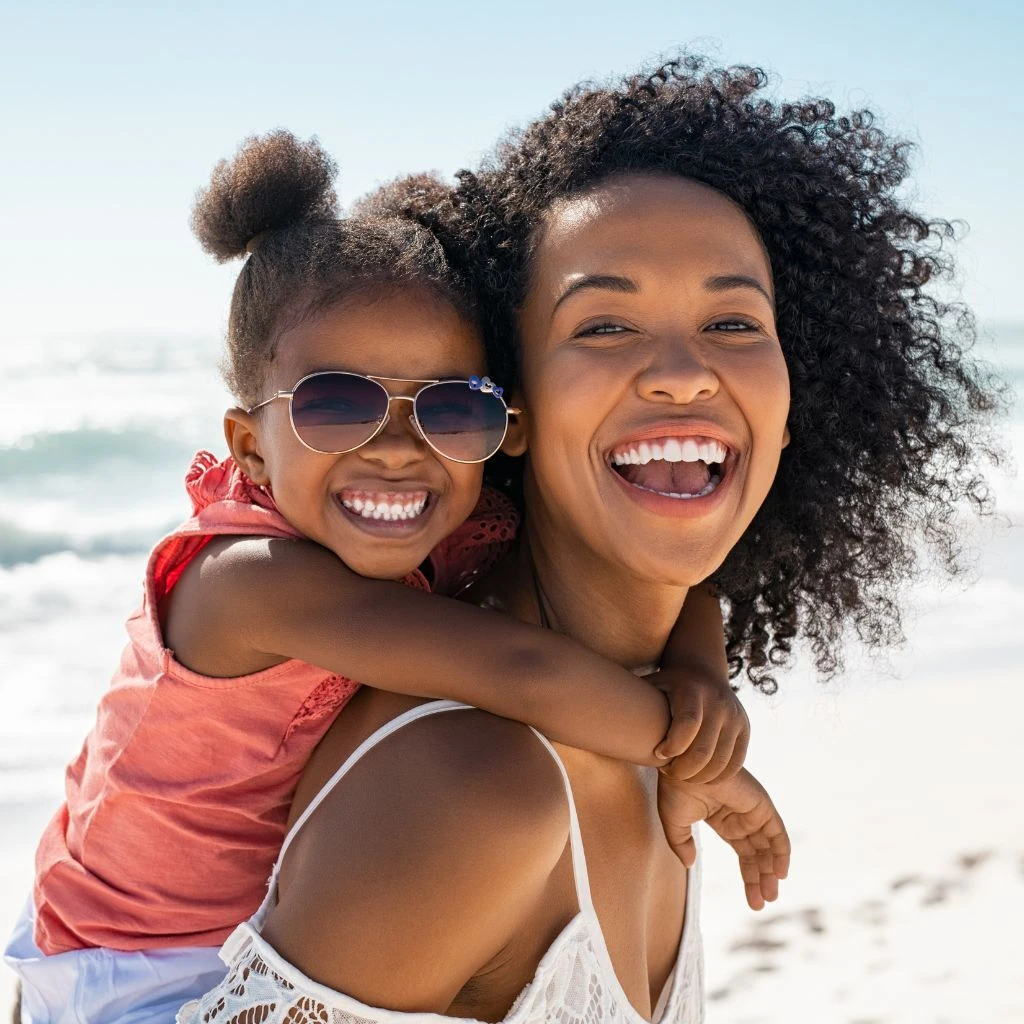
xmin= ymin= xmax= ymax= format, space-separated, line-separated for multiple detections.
xmin=1 ymin=334 xmax=221 ymax=380
xmin=0 ymin=426 xmax=192 ymax=479
xmin=0 ymin=519 xmax=167 ymax=568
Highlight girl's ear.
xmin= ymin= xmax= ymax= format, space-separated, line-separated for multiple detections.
xmin=501 ymin=396 xmax=529 ymax=456
xmin=224 ymin=409 xmax=271 ymax=484
xmin=782 ymin=424 xmax=791 ymax=448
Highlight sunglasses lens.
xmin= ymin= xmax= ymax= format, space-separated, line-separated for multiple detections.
xmin=415 ymin=382 xmax=508 ymax=462
xmin=290 ymin=373 xmax=388 ymax=453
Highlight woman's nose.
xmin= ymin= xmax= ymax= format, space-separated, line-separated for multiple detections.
xmin=636 ymin=337 xmax=720 ymax=405
xmin=356 ymin=401 xmax=428 ymax=469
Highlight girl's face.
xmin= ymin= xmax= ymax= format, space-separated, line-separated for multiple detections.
xmin=229 ymin=287 xmax=487 ymax=579
xmin=513 ymin=173 xmax=790 ymax=587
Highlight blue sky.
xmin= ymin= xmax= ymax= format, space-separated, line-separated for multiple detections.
xmin=1 ymin=0 xmax=1020 ymax=343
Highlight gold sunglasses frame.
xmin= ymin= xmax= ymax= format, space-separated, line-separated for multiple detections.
xmin=247 ymin=372 xmax=520 ymax=465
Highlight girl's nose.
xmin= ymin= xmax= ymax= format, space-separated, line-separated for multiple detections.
xmin=636 ymin=336 xmax=720 ymax=405
xmin=356 ymin=402 xmax=428 ymax=469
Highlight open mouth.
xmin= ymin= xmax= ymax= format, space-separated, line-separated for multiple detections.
xmin=338 ymin=489 xmax=432 ymax=523
xmin=609 ymin=436 xmax=728 ymax=499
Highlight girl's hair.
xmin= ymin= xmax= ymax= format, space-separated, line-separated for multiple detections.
xmin=191 ymin=131 xmax=476 ymax=408
xmin=394 ymin=56 xmax=1007 ymax=691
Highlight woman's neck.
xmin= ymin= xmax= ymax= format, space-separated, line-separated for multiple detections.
xmin=511 ymin=515 xmax=689 ymax=672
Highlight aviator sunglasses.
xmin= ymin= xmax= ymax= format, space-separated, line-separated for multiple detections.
xmin=247 ymin=371 xmax=520 ymax=464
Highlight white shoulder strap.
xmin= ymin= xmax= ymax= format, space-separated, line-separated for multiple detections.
xmin=254 ymin=699 xmax=595 ymax=922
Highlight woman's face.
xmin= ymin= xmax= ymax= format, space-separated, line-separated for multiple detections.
xmin=514 ymin=173 xmax=790 ymax=586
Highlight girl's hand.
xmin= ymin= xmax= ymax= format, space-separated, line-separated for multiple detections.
xmin=654 ymin=667 xmax=750 ymax=784
xmin=656 ymin=767 xmax=790 ymax=910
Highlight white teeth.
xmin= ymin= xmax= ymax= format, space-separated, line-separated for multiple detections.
xmin=680 ymin=439 xmax=700 ymax=462
xmin=340 ymin=494 xmax=429 ymax=521
xmin=632 ymin=474 xmax=722 ymax=499
xmin=611 ymin=438 xmax=728 ymax=466
xmin=662 ymin=438 xmax=683 ymax=461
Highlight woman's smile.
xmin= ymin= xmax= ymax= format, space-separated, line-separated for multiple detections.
xmin=608 ymin=425 xmax=733 ymax=501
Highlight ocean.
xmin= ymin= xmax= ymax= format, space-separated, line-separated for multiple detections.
xmin=0 ymin=325 xmax=1022 ymax=1018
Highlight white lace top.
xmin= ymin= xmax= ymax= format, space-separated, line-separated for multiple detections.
xmin=177 ymin=700 xmax=704 ymax=1024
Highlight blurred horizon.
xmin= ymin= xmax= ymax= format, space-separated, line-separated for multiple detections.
xmin=1 ymin=0 xmax=1022 ymax=345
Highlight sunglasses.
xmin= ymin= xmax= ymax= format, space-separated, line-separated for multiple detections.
xmin=247 ymin=372 xmax=520 ymax=464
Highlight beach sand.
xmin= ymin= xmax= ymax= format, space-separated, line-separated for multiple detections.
xmin=699 ymin=666 xmax=1024 ymax=1021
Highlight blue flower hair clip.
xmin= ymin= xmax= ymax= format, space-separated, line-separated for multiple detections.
xmin=468 ymin=375 xmax=504 ymax=398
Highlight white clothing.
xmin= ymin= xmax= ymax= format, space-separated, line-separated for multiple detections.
xmin=4 ymin=897 xmax=224 ymax=1024
xmin=178 ymin=700 xmax=704 ymax=1024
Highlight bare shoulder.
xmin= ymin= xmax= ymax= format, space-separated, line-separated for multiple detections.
xmin=279 ymin=705 xmax=570 ymax=891
xmin=263 ymin=705 xmax=571 ymax=1010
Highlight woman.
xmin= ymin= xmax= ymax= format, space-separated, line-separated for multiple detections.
xmin=179 ymin=58 xmax=1000 ymax=1022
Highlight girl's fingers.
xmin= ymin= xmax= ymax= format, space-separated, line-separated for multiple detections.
xmin=770 ymin=834 xmax=791 ymax=879
xmin=745 ymin=878 xmax=766 ymax=911
xmin=759 ymin=872 xmax=780 ymax=904
xmin=657 ymin=695 xmax=703 ymax=759
xmin=665 ymin=718 xmax=722 ymax=781
xmin=665 ymin=828 xmax=697 ymax=869
xmin=685 ymin=724 xmax=744 ymax=784
xmin=722 ymin=725 xmax=749 ymax=780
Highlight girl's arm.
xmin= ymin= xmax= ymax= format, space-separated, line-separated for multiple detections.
xmin=654 ymin=582 xmax=751 ymax=783
xmin=165 ymin=535 xmax=671 ymax=766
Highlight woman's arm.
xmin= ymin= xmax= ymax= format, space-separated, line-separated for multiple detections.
xmin=166 ymin=535 xmax=671 ymax=766
xmin=262 ymin=707 xmax=570 ymax=1011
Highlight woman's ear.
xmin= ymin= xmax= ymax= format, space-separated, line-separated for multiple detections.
xmin=224 ymin=409 xmax=271 ymax=484
xmin=501 ymin=396 xmax=529 ymax=456
xmin=782 ymin=424 xmax=791 ymax=448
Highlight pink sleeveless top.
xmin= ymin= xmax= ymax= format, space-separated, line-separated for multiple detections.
xmin=33 ymin=452 xmax=518 ymax=955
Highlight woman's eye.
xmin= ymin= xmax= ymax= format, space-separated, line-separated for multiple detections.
xmin=575 ymin=322 xmax=629 ymax=338
xmin=706 ymin=318 xmax=760 ymax=333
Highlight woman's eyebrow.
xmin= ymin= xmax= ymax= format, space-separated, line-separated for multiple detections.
xmin=704 ymin=274 xmax=774 ymax=307
xmin=551 ymin=274 xmax=638 ymax=319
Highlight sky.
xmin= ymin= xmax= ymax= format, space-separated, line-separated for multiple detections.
xmin=1 ymin=0 xmax=1021 ymax=346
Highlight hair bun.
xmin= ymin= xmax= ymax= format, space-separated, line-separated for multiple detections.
xmin=191 ymin=130 xmax=339 ymax=261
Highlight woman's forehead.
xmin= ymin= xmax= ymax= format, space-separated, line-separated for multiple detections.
xmin=531 ymin=173 xmax=773 ymax=295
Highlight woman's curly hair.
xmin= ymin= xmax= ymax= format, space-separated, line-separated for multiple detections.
xmin=403 ymin=56 xmax=1007 ymax=691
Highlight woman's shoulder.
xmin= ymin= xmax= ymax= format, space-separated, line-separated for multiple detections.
xmin=263 ymin=696 xmax=572 ymax=1010
xmin=288 ymin=694 xmax=572 ymax=871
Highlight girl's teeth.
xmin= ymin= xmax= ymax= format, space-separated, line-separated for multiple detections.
xmin=340 ymin=494 xmax=429 ymax=521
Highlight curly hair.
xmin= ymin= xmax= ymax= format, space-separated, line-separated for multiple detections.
xmin=402 ymin=56 xmax=1006 ymax=691
xmin=191 ymin=131 xmax=476 ymax=407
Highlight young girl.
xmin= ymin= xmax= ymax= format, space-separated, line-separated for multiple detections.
xmin=5 ymin=131 xmax=785 ymax=1023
